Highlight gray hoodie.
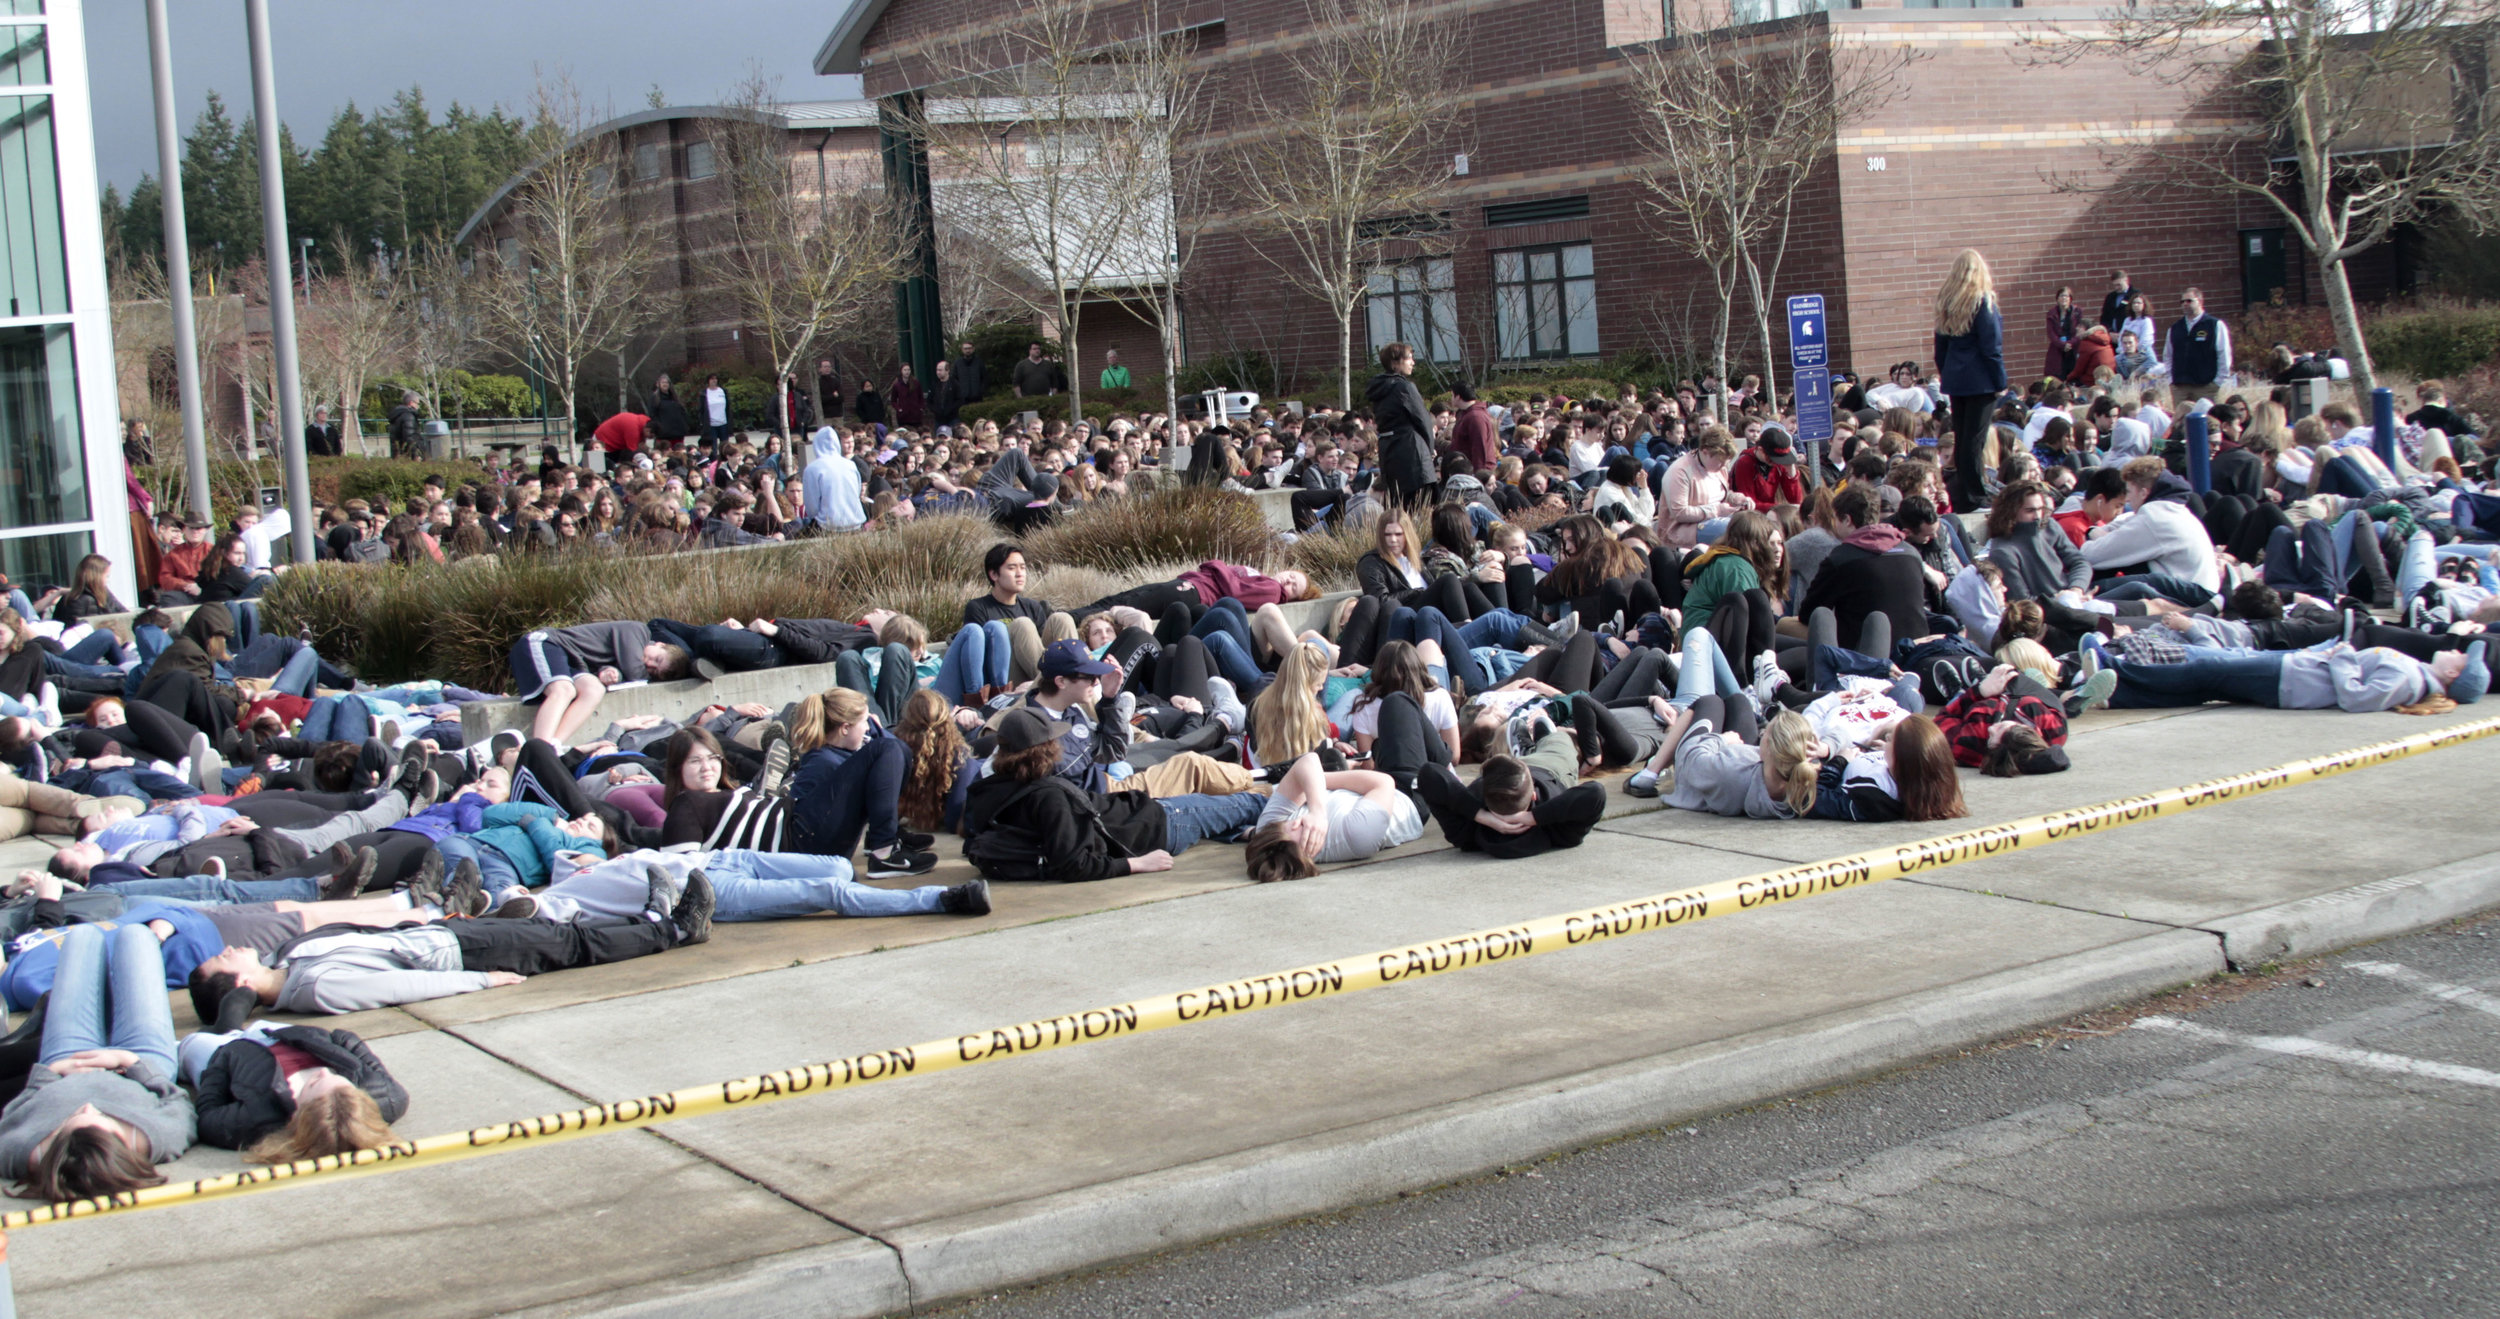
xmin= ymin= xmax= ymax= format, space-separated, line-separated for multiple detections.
xmin=0 ymin=1063 xmax=196 ymax=1178
xmin=274 ymin=926 xmax=491 ymax=1015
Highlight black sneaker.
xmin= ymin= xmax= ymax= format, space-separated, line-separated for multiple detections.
xmin=757 ymin=738 xmax=792 ymax=796
xmin=672 ymin=869 xmax=715 ymax=945
xmin=898 ymin=829 xmax=936 ymax=852
xmin=865 ymin=847 xmax=937 ymax=879
xmin=392 ymin=755 xmax=429 ymax=802
xmin=694 ymin=657 xmax=726 ymax=682
xmin=323 ymin=846 xmax=379 ymax=903
xmin=493 ymin=894 xmax=539 ymax=919
xmin=940 ymin=879 xmax=991 ymax=916
xmin=642 ymin=863 xmax=677 ymax=922
xmin=402 ymin=848 xmax=445 ymax=910
xmin=446 ymin=858 xmax=487 ymax=918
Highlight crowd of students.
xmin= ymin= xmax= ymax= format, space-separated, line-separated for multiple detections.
xmin=1 ymin=297 xmax=2497 ymax=1208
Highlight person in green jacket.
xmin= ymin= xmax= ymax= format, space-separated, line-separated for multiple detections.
xmin=1098 ymin=348 xmax=1131 ymax=391
xmin=1677 ymin=510 xmax=1788 ymax=688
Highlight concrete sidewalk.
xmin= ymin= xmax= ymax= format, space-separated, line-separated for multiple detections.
xmin=4 ymin=704 xmax=2497 ymax=1318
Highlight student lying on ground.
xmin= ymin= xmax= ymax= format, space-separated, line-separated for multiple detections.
xmin=960 ymin=707 xmax=1269 ymax=883
xmin=1417 ymin=751 xmax=1608 ymax=859
xmin=1241 ymin=751 xmax=1424 ymax=883
xmin=510 ymin=847 xmax=991 ymax=922
xmin=179 ymin=1015 xmax=406 ymax=1161
xmin=185 ymin=870 xmax=714 ymax=1016
xmin=0 ymin=922 xmax=195 ymax=1202
xmin=2088 ymin=635 xmax=2489 ymax=712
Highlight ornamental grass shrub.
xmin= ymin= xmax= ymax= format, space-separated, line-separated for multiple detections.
xmin=1022 ymin=485 xmax=1277 ymax=576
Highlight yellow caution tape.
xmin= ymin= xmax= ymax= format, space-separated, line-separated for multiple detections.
xmin=9 ymin=713 xmax=2497 ymax=1229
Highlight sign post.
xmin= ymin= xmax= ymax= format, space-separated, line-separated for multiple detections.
xmin=1787 ymin=294 xmax=1833 ymax=487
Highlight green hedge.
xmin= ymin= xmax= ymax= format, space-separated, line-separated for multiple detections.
xmin=956 ymin=394 xmax=1121 ymax=427
xmin=2361 ymin=301 xmax=2500 ymax=380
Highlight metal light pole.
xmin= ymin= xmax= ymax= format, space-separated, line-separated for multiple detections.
xmin=145 ymin=0 xmax=210 ymax=522
xmin=245 ymin=0 xmax=313 ymax=562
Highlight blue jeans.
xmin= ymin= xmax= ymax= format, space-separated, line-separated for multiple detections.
xmin=2106 ymin=645 xmax=2285 ymax=709
xmin=1191 ymin=598 xmax=1254 ymax=655
xmin=934 ymin=621 xmax=1011 ymax=702
xmin=1457 ymin=608 xmax=1536 ymax=650
xmin=1201 ymin=630 xmax=1266 ymax=695
xmin=43 ymin=652 xmax=121 ymax=684
xmin=1674 ymin=628 xmax=1743 ymax=704
xmin=436 ymin=836 xmax=527 ymax=904
xmin=1470 ymin=646 xmax=1532 ymax=685
xmin=101 ymin=873 xmax=320 ymax=903
xmin=1389 ymin=606 xmax=1477 ymax=689
xmin=301 ymin=694 xmax=372 ymax=744
xmin=1160 ymin=791 xmax=1268 ymax=854
xmin=703 ymin=849 xmax=944 ymax=920
xmin=43 ymin=923 xmax=179 ymax=1079
xmin=2395 ymin=529 xmax=2436 ymax=603
xmin=1698 ymin=517 xmax=1730 ymax=546
xmin=67 ymin=766 xmax=199 ymax=803
xmin=60 ymin=631 xmax=124 ymax=666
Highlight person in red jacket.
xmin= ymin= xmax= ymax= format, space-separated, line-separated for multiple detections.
xmin=1448 ymin=384 xmax=1499 ymax=473
xmin=1727 ymin=428 xmax=1805 ymax=509
xmin=155 ymin=516 xmax=215 ymax=603
xmin=2067 ymin=325 xmax=2115 ymax=386
xmin=592 ymin=411 xmax=653 ymax=472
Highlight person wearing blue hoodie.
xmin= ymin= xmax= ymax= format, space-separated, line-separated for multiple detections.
xmin=801 ymin=424 xmax=865 ymax=532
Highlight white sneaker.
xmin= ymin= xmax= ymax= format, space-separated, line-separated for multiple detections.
xmin=35 ymin=682 xmax=59 ymax=728
xmin=1749 ymin=652 xmax=1787 ymax=709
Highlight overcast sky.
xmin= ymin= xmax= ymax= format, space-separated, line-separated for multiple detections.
xmin=80 ymin=1 xmax=865 ymax=192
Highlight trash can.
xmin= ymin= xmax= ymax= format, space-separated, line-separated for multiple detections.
xmin=421 ymin=420 xmax=452 ymax=461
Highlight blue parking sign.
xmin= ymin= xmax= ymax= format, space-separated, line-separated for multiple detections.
xmin=1793 ymin=366 xmax=1833 ymax=444
xmin=1786 ymin=295 xmax=1826 ymax=370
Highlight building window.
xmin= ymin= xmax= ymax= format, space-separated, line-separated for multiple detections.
xmin=1366 ymin=258 xmax=1457 ymax=364
xmin=0 ymin=323 xmax=86 ymax=531
xmin=633 ymin=142 xmax=660 ymax=181
xmin=1493 ymin=244 xmax=1597 ymax=360
xmin=1726 ymin=0 xmax=1841 ymax=18
xmin=589 ymin=163 xmax=613 ymax=193
xmin=685 ymin=141 xmax=715 ymax=180
xmin=0 ymin=94 xmax=64 ymax=319
xmin=0 ymin=24 xmax=46 ymax=87
xmin=496 ymin=236 xmax=520 ymax=267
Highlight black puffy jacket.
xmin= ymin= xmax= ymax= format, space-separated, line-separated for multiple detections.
xmin=193 ymin=1025 xmax=407 ymax=1151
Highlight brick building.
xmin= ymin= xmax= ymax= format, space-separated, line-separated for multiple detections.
xmin=821 ymin=0 xmax=2404 ymax=397
xmin=456 ymin=99 xmax=1168 ymax=411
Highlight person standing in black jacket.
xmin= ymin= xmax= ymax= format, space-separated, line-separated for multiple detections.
xmin=647 ymin=374 xmax=692 ymax=451
xmin=1933 ymin=250 xmax=2006 ymax=512
xmin=1367 ymin=341 xmax=1435 ymax=509
xmin=387 ymin=392 xmax=424 ymax=460
xmin=931 ymin=358 xmax=967 ymax=431
xmin=2096 ymin=269 xmax=2135 ymax=331
xmin=304 ymin=404 xmax=342 ymax=457
xmin=954 ymin=340 xmax=986 ymax=403
xmin=815 ymin=358 xmax=845 ymax=423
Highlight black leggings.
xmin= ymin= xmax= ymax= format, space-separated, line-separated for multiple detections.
xmin=1687 ymin=692 xmax=1758 ymax=747
xmin=834 ymin=643 xmax=914 ymax=728
xmin=1515 ymin=630 xmax=1600 ymax=694
xmin=1649 ymin=548 xmax=1687 ymax=611
xmin=1707 ymin=588 xmax=1780 ymax=670
xmin=512 ymin=737 xmax=656 ymax=849
xmin=110 ymin=696 xmax=205 ymax=765
xmin=451 ymin=913 xmax=676 ymax=974
xmin=1367 ymin=689 xmax=1450 ymax=792
xmin=138 ymin=668 xmax=230 ymax=743
xmin=0 ymin=645 xmax=39 ymax=703
xmin=1569 ymin=692 xmax=1647 ymax=768
xmin=1339 ymin=596 xmax=1389 ymax=668
xmin=1086 ymin=579 xmax=1201 ymax=621
xmin=1146 ymin=633 xmax=1215 ymax=705
xmin=1948 ymin=393 xmax=1994 ymax=510
xmin=1592 ymin=645 xmax=1671 ymax=706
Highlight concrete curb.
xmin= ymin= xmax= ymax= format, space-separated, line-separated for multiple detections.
xmin=509 ymin=1239 xmax=909 ymax=1319
xmin=2201 ymin=853 xmax=2500 ymax=970
xmin=568 ymin=925 xmax=2219 ymax=1316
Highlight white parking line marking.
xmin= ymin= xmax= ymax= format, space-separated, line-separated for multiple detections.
xmin=2343 ymin=961 xmax=2500 ymax=1021
xmin=2133 ymin=1016 xmax=2500 ymax=1090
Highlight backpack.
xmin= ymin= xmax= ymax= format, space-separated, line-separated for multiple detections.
xmin=960 ymin=778 xmax=1135 ymax=883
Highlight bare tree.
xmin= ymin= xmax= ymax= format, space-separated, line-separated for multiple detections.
xmin=406 ymin=238 xmax=488 ymax=430
xmin=904 ymin=0 xmax=1191 ymax=420
xmin=713 ymin=73 xmax=918 ymax=413
xmin=2027 ymin=0 xmax=2500 ymax=396
xmin=1219 ymin=0 xmax=1465 ymax=406
xmin=936 ymin=223 xmax=1047 ymax=341
xmin=1625 ymin=20 xmax=1918 ymax=403
xmin=297 ymin=244 xmax=411 ymax=456
xmin=473 ymin=74 xmax=657 ymax=454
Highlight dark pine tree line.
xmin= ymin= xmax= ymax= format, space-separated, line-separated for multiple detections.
xmin=101 ymin=87 xmax=530 ymax=280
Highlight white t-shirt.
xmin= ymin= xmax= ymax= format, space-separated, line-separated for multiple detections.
xmin=1256 ymin=787 xmax=1425 ymax=864
xmin=1341 ymin=687 xmax=1457 ymax=740
xmin=705 ymin=387 xmax=730 ymax=427
xmin=1865 ymin=382 xmax=1933 ymax=415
